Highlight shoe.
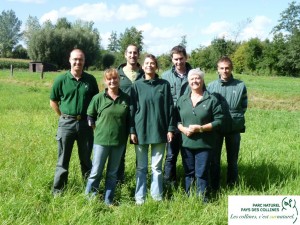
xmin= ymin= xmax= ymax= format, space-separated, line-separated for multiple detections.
xmin=135 ymin=200 xmax=145 ymax=205
xmin=52 ymin=190 xmax=63 ymax=197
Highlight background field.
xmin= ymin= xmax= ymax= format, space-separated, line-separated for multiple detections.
xmin=0 ymin=70 xmax=299 ymax=225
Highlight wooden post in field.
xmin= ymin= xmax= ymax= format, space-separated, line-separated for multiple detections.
xmin=40 ymin=64 xmax=44 ymax=79
xmin=10 ymin=64 xmax=13 ymax=77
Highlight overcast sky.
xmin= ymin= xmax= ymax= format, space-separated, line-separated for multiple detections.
xmin=2 ymin=0 xmax=296 ymax=55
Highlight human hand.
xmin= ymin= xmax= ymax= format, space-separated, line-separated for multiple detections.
xmin=167 ymin=132 xmax=173 ymax=142
xmin=188 ymin=125 xmax=198 ymax=133
xmin=185 ymin=127 xmax=193 ymax=137
xmin=130 ymin=134 xmax=138 ymax=144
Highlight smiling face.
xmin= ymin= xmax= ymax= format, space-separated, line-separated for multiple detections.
xmin=69 ymin=49 xmax=85 ymax=73
xmin=125 ymin=45 xmax=139 ymax=66
xmin=172 ymin=53 xmax=187 ymax=73
xmin=104 ymin=69 xmax=120 ymax=90
xmin=188 ymin=73 xmax=203 ymax=91
xmin=142 ymin=55 xmax=158 ymax=77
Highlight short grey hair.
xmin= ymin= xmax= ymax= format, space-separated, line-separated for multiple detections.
xmin=188 ymin=68 xmax=205 ymax=80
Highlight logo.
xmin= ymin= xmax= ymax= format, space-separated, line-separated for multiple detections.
xmin=282 ymin=197 xmax=298 ymax=224
xmin=228 ymin=196 xmax=300 ymax=225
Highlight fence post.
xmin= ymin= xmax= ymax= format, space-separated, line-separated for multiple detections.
xmin=40 ymin=64 xmax=44 ymax=79
xmin=10 ymin=64 xmax=14 ymax=77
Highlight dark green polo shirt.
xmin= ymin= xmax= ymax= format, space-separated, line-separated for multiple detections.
xmin=50 ymin=71 xmax=99 ymax=116
xmin=176 ymin=91 xmax=223 ymax=149
xmin=130 ymin=75 xmax=175 ymax=144
xmin=87 ymin=89 xmax=130 ymax=146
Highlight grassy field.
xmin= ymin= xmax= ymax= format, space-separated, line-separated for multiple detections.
xmin=0 ymin=70 xmax=299 ymax=225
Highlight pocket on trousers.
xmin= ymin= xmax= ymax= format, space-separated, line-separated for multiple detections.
xmin=231 ymin=116 xmax=245 ymax=133
xmin=56 ymin=127 xmax=62 ymax=141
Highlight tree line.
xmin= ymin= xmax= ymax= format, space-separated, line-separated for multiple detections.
xmin=0 ymin=1 xmax=300 ymax=76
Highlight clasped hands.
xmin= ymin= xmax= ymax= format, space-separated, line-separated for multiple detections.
xmin=185 ymin=124 xmax=201 ymax=137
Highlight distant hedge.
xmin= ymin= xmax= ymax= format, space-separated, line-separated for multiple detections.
xmin=0 ymin=58 xmax=30 ymax=69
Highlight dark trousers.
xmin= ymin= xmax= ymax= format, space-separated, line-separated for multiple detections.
xmin=181 ymin=147 xmax=210 ymax=197
xmin=164 ymin=132 xmax=182 ymax=182
xmin=53 ymin=116 xmax=93 ymax=192
xmin=210 ymin=132 xmax=241 ymax=191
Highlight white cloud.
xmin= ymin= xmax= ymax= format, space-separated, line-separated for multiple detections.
xmin=101 ymin=32 xmax=112 ymax=49
xmin=67 ymin=3 xmax=114 ymax=22
xmin=239 ymin=16 xmax=272 ymax=40
xmin=40 ymin=10 xmax=60 ymax=24
xmin=40 ymin=3 xmax=147 ymax=23
xmin=138 ymin=23 xmax=184 ymax=39
xmin=137 ymin=23 xmax=185 ymax=54
xmin=8 ymin=0 xmax=45 ymax=3
xmin=141 ymin=0 xmax=195 ymax=17
xmin=201 ymin=21 xmax=233 ymax=35
xmin=116 ymin=4 xmax=147 ymax=21
xmin=142 ymin=0 xmax=195 ymax=7
xmin=158 ymin=5 xmax=192 ymax=17
xmin=198 ymin=16 xmax=274 ymax=46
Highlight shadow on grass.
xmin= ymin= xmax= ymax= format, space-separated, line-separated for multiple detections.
xmin=43 ymin=160 xmax=299 ymax=203
xmin=237 ymin=161 xmax=298 ymax=192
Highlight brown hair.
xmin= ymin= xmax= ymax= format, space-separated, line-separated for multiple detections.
xmin=125 ymin=44 xmax=140 ymax=55
xmin=217 ymin=56 xmax=233 ymax=69
xmin=144 ymin=54 xmax=159 ymax=70
xmin=170 ymin=45 xmax=187 ymax=58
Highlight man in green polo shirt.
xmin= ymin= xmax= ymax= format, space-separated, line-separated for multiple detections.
xmin=50 ymin=48 xmax=99 ymax=195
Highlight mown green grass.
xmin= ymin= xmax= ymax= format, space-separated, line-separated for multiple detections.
xmin=0 ymin=70 xmax=299 ymax=224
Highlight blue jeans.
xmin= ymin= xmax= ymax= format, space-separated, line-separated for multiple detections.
xmin=53 ymin=117 xmax=93 ymax=193
xmin=116 ymin=140 xmax=127 ymax=183
xmin=164 ymin=132 xmax=182 ymax=183
xmin=181 ymin=147 xmax=210 ymax=197
xmin=85 ymin=144 xmax=125 ymax=205
xmin=210 ymin=132 xmax=241 ymax=191
xmin=135 ymin=143 xmax=165 ymax=204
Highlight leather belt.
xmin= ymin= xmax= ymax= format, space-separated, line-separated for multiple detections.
xmin=61 ymin=114 xmax=86 ymax=120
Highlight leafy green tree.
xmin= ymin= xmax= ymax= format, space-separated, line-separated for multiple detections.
xmin=270 ymin=1 xmax=300 ymax=76
xmin=189 ymin=38 xmax=238 ymax=72
xmin=232 ymin=43 xmax=248 ymax=74
xmin=56 ymin=17 xmax=71 ymax=29
xmin=107 ymin=31 xmax=119 ymax=52
xmin=118 ymin=27 xmax=143 ymax=54
xmin=0 ymin=10 xmax=22 ymax=57
xmin=210 ymin=37 xmax=238 ymax=59
xmin=157 ymin=53 xmax=172 ymax=71
xmin=179 ymin=35 xmax=187 ymax=49
xmin=102 ymin=53 xmax=116 ymax=69
xmin=24 ymin=18 xmax=101 ymax=69
xmin=189 ymin=45 xmax=215 ymax=71
xmin=245 ymin=38 xmax=263 ymax=72
xmin=12 ymin=44 xmax=28 ymax=59
xmin=280 ymin=31 xmax=300 ymax=76
xmin=231 ymin=38 xmax=263 ymax=74
xmin=272 ymin=1 xmax=300 ymax=34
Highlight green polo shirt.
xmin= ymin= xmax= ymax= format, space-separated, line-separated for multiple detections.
xmin=130 ymin=75 xmax=175 ymax=144
xmin=87 ymin=89 xmax=130 ymax=146
xmin=176 ymin=91 xmax=223 ymax=149
xmin=50 ymin=71 xmax=99 ymax=115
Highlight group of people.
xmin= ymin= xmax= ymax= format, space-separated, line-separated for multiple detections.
xmin=50 ymin=45 xmax=248 ymax=205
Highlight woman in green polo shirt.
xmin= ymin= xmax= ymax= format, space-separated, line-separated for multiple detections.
xmin=85 ymin=68 xmax=130 ymax=206
xmin=176 ymin=68 xmax=223 ymax=202
xmin=130 ymin=54 xmax=175 ymax=205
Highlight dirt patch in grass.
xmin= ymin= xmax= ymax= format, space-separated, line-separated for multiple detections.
xmin=249 ymin=94 xmax=300 ymax=111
